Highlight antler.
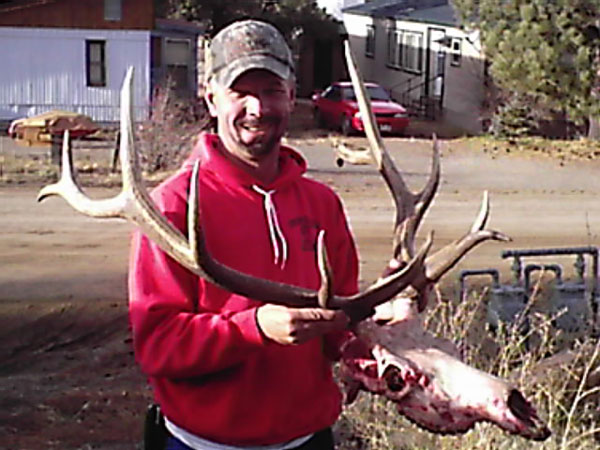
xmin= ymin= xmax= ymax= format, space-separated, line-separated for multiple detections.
xmin=343 ymin=42 xmax=510 ymax=309
xmin=343 ymin=44 xmax=440 ymax=264
xmin=37 ymin=67 xmax=433 ymax=322
xmin=38 ymin=69 xmax=213 ymax=276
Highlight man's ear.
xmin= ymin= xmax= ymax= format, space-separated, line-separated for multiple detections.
xmin=204 ymin=82 xmax=218 ymax=117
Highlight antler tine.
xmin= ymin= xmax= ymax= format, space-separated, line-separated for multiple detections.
xmin=424 ymin=191 xmax=511 ymax=283
xmin=37 ymin=68 xmax=202 ymax=274
xmin=343 ymin=41 xmax=439 ymax=263
xmin=342 ymin=42 xmax=405 ymax=203
xmin=316 ymin=230 xmax=334 ymax=309
xmin=471 ymin=189 xmax=491 ymax=232
xmin=114 ymin=68 xmax=204 ymax=271
xmin=393 ymin=139 xmax=440 ymax=262
xmin=37 ymin=129 xmax=129 ymax=216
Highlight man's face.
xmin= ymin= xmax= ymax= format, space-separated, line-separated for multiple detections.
xmin=205 ymin=69 xmax=295 ymax=163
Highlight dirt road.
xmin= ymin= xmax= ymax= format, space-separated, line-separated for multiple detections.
xmin=1 ymin=135 xmax=599 ymax=448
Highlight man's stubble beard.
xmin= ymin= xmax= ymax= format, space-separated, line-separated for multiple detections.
xmin=227 ymin=116 xmax=289 ymax=162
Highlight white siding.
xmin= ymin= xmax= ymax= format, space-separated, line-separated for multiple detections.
xmin=440 ymin=31 xmax=486 ymax=134
xmin=343 ymin=13 xmax=487 ymax=134
xmin=0 ymin=27 xmax=151 ymax=122
xmin=343 ymin=13 xmax=378 ymax=81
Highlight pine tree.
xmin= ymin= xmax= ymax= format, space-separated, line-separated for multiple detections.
xmin=453 ymin=0 xmax=600 ymax=138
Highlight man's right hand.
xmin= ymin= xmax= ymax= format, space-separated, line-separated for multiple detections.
xmin=256 ymin=304 xmax=349 ymax=345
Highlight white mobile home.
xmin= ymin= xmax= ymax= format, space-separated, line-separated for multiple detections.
xmin=0 ymin=0 xmax=204 ymax=124
xmin=0 ymin=26 xmax=151 ymax=122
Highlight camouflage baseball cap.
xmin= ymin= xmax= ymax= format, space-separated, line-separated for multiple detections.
xmin=206 ymin=20 xmax=295 ymax=87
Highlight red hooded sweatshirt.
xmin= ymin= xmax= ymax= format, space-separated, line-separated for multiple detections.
xmin=128 ymin=133 xmax=359 ymax=446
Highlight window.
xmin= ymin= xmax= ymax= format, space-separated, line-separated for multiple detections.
xmin=386 ymin=29 xmax=423 ymax=73
xmin=323 ymin=86 xmax=341 ymax=101
xmin=450 ymin=37 xmax=462 ymax=67
xmin=341 ymin=85 xmax=391 ymax=102
xmin=386 ymin=27 xmax=402 ymax=68
xmin=164 ymin=38 xmax=191 ymax=91
xmin=86 ymin=40 xmax=106 ymax=87
xmin=403 ymin=31 xmax=423 ymax=73
xmin=365 ymin=25 xmax=375 ymax=58
xmin=104 ymin=0 xmax=122 ymax=21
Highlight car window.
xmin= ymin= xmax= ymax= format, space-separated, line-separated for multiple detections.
xmin=368 ymin=86 xmax=391 ymax=101
xmin=321 ymin=86 xmax=333 ymax=98
xmin=341 ymin=87 xmax=356 ymax=101
xmin=340 ymin=85 xmax=391 ymax=102
xmin=324 ymin=86 xmax=341 ymax=101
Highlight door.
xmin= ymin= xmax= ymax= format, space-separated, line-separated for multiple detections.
xmin=426 ymin=28 xmax=447 ymax=102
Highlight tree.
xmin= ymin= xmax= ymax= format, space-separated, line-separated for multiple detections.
xmin=453 ymin=0 xmax=600 ymax=138
xmin=159 ymin=0 xmax=338 ymax=39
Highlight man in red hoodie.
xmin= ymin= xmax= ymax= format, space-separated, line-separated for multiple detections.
xmin=129 ymin=20 xmax=359 ymax=450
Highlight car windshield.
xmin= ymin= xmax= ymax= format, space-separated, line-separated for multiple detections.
xmin=341 ymin=85 xmax=391 ymax=102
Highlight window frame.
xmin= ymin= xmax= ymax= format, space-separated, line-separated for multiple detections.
xmin=365 ymin=25 xmax=376 ymax=58
xmin=450 ymin=37 xmax=462 ymax=67
xmin=86 ymin=40 xmax=107 ymax=87
xmin=386 ymin=27 xmax=402 ymax=69
xmin=385 ymin=28 xmax=423 ymax=74
xmin=403 ymin=31 xmax=423 ymax=74
xmin=163 ymin=38 xmax=192 ymax=91
xmin=164 ymin=38 xmax=191 ymax=67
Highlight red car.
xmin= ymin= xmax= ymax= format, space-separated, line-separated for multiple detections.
xmin=311 ymin=81 xmax=410 ymax=136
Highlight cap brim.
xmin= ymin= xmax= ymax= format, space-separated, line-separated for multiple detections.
xmin=215 ymin=54 xmax=294 ymax=88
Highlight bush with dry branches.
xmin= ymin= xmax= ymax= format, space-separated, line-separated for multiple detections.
xmin=136 ymin=78 xmax=210 ymax=173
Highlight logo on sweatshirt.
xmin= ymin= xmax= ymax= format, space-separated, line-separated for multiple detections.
xmin=289 ymin=216 xmax=321 ymax=252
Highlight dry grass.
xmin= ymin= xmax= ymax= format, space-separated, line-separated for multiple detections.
xmin=0 ymin=145 xmax=132 ymax=188
xmin=336 ymin=284 xmax=600 ymax=449
xmin=459 ymin=136 xmax=600 ymax=164
xmin=0 ymin=135 xmax=177 ymax=188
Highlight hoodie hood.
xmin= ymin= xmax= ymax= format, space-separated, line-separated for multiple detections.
xmin=184 ymin=132 xmax=309 ymax=268
xmin=184 ymin=132 xmax=307 ymax=192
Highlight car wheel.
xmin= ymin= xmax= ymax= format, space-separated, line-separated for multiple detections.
xmin=341 ymin=115 xmax=353 ymax=136
xmin=314 ymin=109 xmax=325 ymax=128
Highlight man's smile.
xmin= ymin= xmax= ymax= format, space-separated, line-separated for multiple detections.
xmin=238 ymin=118 xmax=276 ymax=143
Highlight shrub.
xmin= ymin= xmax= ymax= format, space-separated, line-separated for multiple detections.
xmin=136 ymin=78 xmax=210 ymax=173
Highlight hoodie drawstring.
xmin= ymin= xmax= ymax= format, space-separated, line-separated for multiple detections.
xmin=252 ymin=185 xmax=288 ymax=269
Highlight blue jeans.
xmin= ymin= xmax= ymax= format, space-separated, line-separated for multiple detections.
xmin=164 ymin=436 xmax=192 ymax=450
xmin=165 ymin=428 xmax=335 ymax=450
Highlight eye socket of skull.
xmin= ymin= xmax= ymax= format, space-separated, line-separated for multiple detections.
xmin=383 ymin=366 xmax=405 ymax=392
xmin=507 ymin=389 xmax=535 ymax=425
